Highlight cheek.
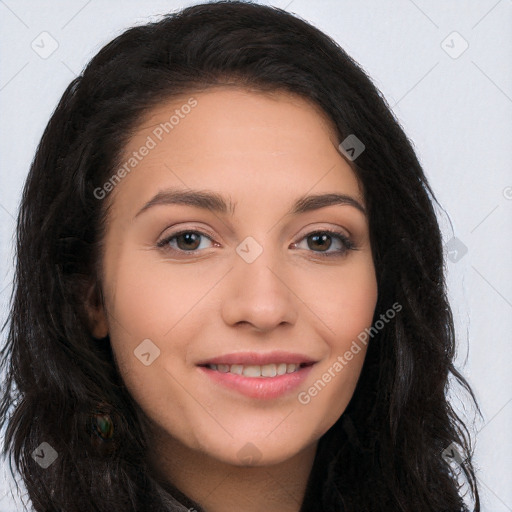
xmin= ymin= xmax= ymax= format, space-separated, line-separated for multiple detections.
xmin=102 ymin=250 xmax=220 ymax=399
xmin=327 ymin=259 xmax=377 ymax=378
xmin=293 ymin=257 xmax=377 ymax=426
xmin=103 ymin=263 xmax=199 ymax=425
xmin=101 ymin=256 xmax=180 ymax=382
xmin=106 ymin=250 xmax=215 ymax=339
xmin=297 ymin=254 xmax=377 ymax=340
xmin=297 ymin=349 xmax=367 ymax=438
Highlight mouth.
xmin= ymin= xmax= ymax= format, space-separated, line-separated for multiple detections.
xmin=195 ymin=351 xmax=318 ymax=399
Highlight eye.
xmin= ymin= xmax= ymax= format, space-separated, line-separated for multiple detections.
xmin=157 ymin=230 xmax=215 ymax=256
xmin=292 ymin=229 xmax=356 ymax=258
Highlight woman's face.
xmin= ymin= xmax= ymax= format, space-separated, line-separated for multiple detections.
xmin=90 ymin=87 xmax=378 ymax=467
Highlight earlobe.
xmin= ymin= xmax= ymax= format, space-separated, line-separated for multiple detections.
xmin=85 ymin=282 xmax=109 ymax=339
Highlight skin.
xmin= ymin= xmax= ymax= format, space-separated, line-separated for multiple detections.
xmin=88 ymin=87 xmax=378 ymax=512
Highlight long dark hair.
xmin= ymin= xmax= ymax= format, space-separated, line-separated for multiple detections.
xmin=0 ymin=1 xmax=480 ymax=510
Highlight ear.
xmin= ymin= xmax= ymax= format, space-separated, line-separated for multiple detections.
xmin=84 ymin=281 xmax=109 ymax=339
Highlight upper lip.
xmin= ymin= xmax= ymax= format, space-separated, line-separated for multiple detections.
xmin=196 ymin=351 xmax=318 ymax=366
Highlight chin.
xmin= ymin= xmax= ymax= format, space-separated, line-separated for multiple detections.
xmin=203 ymin=436 xmax=308 ymax=468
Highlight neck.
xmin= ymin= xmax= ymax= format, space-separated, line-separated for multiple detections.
xmin=147 ymin=429 xmax=319 ymax=512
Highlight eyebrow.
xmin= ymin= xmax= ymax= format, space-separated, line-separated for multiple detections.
xmin=134 ymin=187 xmax=366 ymax=219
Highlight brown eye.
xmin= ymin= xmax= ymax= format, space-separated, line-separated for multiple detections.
xmin=293 ymin=230 xmax=356 ymax=258
xmin=307 ymin=233 xmax=333 ymax=252
xmin=157 ymin=230 xmax=214 ymax=254
xmin=175 ymin=232 xmax=202 ymax=251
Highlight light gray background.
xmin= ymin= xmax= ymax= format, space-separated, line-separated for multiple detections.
xmin=1 ymin=0 xmax=511 ymax=510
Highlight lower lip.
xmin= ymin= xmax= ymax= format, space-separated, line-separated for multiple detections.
xmin=197 ymin=364 xmax=315 ymax=400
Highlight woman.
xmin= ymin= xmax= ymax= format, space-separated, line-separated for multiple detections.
xmin=0 ymin=1 xmax=480 ymax=510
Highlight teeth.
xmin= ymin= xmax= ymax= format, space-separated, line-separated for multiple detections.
xmin=276 ymin=363 xmax=287 ymax=376
xmin=243 ymin=365 xmax=262 ymax=377
xmin=206 ymin=363 xmax=301 ymax=377
xmin=230 ymin=364 xmax=243 ymax=375
xmin=262 ymin=364 xmax=277 ymax=377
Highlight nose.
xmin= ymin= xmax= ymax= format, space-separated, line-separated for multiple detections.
xmin=220 ymin=244 xmax=299 ymax=333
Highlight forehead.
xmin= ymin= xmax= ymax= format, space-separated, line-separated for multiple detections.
xmin=135 ymin=85 xmax=340 ymax=143
xmin=105 ymin=86 xmax=363 ymax=219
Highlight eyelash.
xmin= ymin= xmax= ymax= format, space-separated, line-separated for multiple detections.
xmin=156 ymin=228 xmax=357 ymax=259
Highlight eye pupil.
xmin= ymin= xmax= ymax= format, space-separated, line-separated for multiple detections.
xmin=177 ymin=232 xmax=201 ymax=250
xmin=309 ymin=233 xmax=331 ymax=252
